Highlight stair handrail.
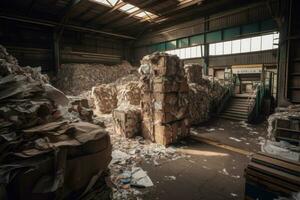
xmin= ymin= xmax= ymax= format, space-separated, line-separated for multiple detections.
xmin=247 ymin=84 xmax=260 ymax=113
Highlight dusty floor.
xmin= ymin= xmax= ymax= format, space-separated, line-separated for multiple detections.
xmin=135 ymin=119 xmax=268 ymax=200
xmin=191 ymin=118 xmax=268 ymax=152
xmin=105 ymin=113 xmax=267 ymax=200
xmin=140 ymin=140 xmax=250 ymax=200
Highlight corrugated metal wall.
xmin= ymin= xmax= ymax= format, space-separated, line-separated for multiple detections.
xmin=0 ymin=21 xmax=126 ymax=72
xmin=133 ymin=3 xmax=274 ymax=66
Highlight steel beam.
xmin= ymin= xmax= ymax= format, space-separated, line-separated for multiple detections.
xmin=0 ymin=15 xmax=136 ymax=39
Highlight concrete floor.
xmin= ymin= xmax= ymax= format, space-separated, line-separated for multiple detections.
xmin=140 ymin=140 xmax=250 ymax=200
xmin=192 ymin=118 xmax=268 ymax=152
xmin=135 ymin=118 xmax=268 ymax=200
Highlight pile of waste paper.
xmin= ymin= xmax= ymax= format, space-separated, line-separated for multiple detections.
xmin=139 ymin=52 xmax=190 ymax=146
xmin=261 ymin=106 xmax=300 ymax=162
xmin=92 ymin=83 xmax=118 ymax=114
xmin=55 ymin=61 xmax=135 ymax=95
xmin=184 ymin=63 xmax=226 ymax=125
xmin=92 ymin=73 xmax=141 ymax=115
xmin=0 ymin=44 xmax=112 ymax=200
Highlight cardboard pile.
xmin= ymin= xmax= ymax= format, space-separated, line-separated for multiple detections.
xmin=92 ymin=83 xmax=118 ymax=114
xmin=0 ymin=45 xmax=112 ymax=199
xmin=55 ymin=61 xmax=134 ymax=95
xmin=117 ymin=81 xmax=141 ymax=106
xmin=112 ymin=105 xmax=141 ymax=138
xmin=184 ymin=63 xmax=203 ymax=84
xmin=139 ymin=53 xmax=189 ymax=146
xmin=184 ymin=64 xmax=226 ymax=125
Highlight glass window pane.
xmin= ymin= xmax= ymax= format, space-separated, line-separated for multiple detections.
xmin=186 ymin=47 xmax=191 ymax=59
xmin=215 ymin=42 xmax=224 ymax=55
xmin=261 ymin=19 xmax=277 ymax=32
xmin=174 ymin=49 xmax=180 ymax=57
xmin=223 ymin=41 xmax=232 ymax=54
xmin=261 ymin=34 xmax=273 ymax=50
xmin=190 ymin=35 xmax=204 ymax=46
xmin=178 ymin=38 xmax=189 ymax=48
xmin=180 ymin=48 xmax=186 ymax=59
xmin=191 ymin=46 xmax=197 ymax=58
xmin=196 ymin=46 xmax=202 ymax=57
xmin=202 ymin=45 xmax=205 ymax=57
xmin=241 ymin=38 xmax=251 ymax=53
xmin=251 ymin=36 xmax=261 ymax=52
xmin=209 ymin=43 xmax=216 ymax=55
xmin=232 ymin=39 xmax=241 ymax=54
xmin=166 ymin=40 xmax=176 ymax=50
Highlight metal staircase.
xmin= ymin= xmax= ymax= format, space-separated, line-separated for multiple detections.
xmin=219 ymin=96 xmax=251 ymax=121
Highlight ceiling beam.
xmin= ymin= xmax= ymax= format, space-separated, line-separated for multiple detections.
xmin=82 ymin=0 xmax=126 ymax=26
xmin=116 ymin=0 xmax=203 ymax=30
xmin=98 ymin=0 xmax=161 ymax=29
xmin=0 ymin=14 xmax=136 ymax=39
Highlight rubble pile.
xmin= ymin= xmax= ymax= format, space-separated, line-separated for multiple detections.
xmin=55 ymin=61 xmax=135 ymax=95
xmin=67 ymin=95 xmax=94 ymax=122
xmin=92 ymin=83 xmax=118 ymax=114
xmin=0 ymin=45 xmax=112 ymax=199
xmin=184 ymin=64 xmax=226 ymax=125
xmin=139 ymin=53 xmax=190 ymax=146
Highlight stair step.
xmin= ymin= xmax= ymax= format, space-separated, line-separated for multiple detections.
xmin=221 ymin=112 xmax=248 ymax=119
xmin=229 ymin=103 xmax=250 ymax=107
xmin=224 ymin=110 xmax=249 ymax=116
xmin=219 ymin=115 xmax=247 ymax=121
xmin=226 ymin=108 xmax=249 ymax=113
xmin=228 ymin=105 xmax=250 ymax=109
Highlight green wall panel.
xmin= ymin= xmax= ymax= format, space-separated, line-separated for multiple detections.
xmin=261 ymin=19 xmax=277 ymax=31
xmin=242 ymin=23 xmax=259 ymax=35
xmin=178 ymin=38 xmax=189 ymax=48
xmin=166 ymin=40 xmax=176 ymax=50
xmin=190 ymin=34 xmax=204 ymax=46
xmin=223 ymin=27 xmax=240 ymax=40
xmin=206 ymin=31 xmax=222 ymax=43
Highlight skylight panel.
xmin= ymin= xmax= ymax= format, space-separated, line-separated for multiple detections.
xmin=119 ymin=3 xmax=139 ymax=13
xmin=92 ymin=0 xmax=111 ymax=6
xmin=136 ymin=12 xmax=147 ymax=18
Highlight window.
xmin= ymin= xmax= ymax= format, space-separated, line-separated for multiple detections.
xmin=178 ymin=38 xmax=189 ymax=48
xmin=223 ymin=27 xmax=240 ymax=40
xmin=232 ymin=39 xmax=241 ymax=54
xmin=261 ymin=34 xmax=273 ymax=50
xmin=166 ymin=40 xmax=176 ymax=50
xmin=190 ymin=34 xmax=204 ymax=46
xmin=191 ymin=46 xmax=197 ymax=58
xmin=251 ymin=36 xmax=261 ymax=52
xmin=209 ymin=43 xmax=216 ymax=55
xmin=241 ymin=38 xmax=251 ymax=53
xmin=223 ymin=41 xmax=232 ymax=54
xmin=215 ymin=42 xmax=224 ymax=55
xmin=119 ymin=3 xmax=139 ymax=13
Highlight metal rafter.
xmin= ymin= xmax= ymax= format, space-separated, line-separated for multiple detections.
xmin=0 ymin=14 xmax=136 ymax=39
xmin=98 ymin=0 xmax=161 ymax=29
xmin=82 ymin=0 xmax=126 ymax=26
xmin=117 ymin=0 xmax=203 ymax=30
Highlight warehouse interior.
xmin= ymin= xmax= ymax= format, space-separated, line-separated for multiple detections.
xmin=0 ymin=0 xmax=299 ymax=199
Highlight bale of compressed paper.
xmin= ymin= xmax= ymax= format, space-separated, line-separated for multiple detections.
xmin=55 ymin=61 xmax=135 ymax=95
xmin=112 ymin=105 xmax=141 ymax=138
xmin=188 ymin=83 xmax=210 ymax=125
xmin=92 ymin=84 xmax=118 ymax=114
xmin=139 ymin=52 xmax=189 ymax=146
xmin=184 ymin=63 xmax=203 ymax=84
xmin=117 ymin=81 xmax=141 ymax=106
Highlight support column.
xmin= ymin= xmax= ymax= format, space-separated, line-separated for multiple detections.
xmin=203 ymin=16 xmax=210 ymax=76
